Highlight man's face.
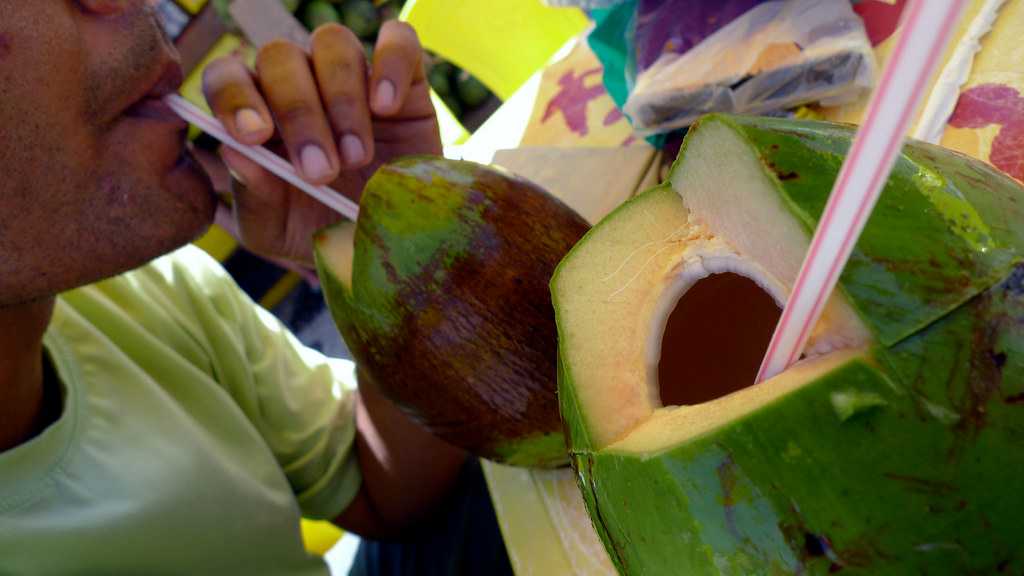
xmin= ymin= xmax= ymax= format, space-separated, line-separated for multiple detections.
xmin=0 ymin=1 xmax=215 ymax=307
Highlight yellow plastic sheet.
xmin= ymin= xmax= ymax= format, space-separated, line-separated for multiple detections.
xmin=177 ymin=0 xmax=209 ymax=14
xmin=431 ymin=92 xmax=472 ymax=145
xmin=300 ymin=519 xmax=344 ymax=556
xmin=402 ymin=0 xmax=589 ymax=100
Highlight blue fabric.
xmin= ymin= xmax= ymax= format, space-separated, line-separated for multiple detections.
xmin=349 ymin=459 xmax=512 ymax=576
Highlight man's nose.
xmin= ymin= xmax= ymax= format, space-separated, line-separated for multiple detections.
xmin=76 ymin=0 xmax=150 ymax=17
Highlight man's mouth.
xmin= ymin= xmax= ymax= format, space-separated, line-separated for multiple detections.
xmin=124 ymin=96 xmax=187 ymax=126
xmin=122 ymin=59 xmax=187 ymax=128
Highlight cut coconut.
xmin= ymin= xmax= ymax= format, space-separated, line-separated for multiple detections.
xmin=668 ymin=119 xmax=871 ymax=355
xmin=553 ymin=179 xmax=865 ymax=451
xmin=554 ymin=114 xmax=1024 ymax=575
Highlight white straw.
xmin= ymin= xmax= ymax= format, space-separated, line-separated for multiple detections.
xmin=164 ymin=94 xmax=360 ymax=221
xmin=756 ymin=0 xmax=969 ymax=383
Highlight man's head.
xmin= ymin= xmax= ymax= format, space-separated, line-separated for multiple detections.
xmin=0 ymin=0 xmax=215 ymax=307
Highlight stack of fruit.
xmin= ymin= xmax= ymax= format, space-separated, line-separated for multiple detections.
xmin=213 ymin=0 xmax=496 ymax=127
xmin=299 ymin=0 xmax=395 ymax=46
xmin=423 ymin=55 xmax=492 ymax=123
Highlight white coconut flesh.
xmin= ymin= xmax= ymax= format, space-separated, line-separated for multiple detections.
xmin=316 ymin=221 xmax=357 ymax=289
xmin=554 ymin=123 xmax=872 ymax=452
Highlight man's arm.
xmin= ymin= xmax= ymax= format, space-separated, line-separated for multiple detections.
xmin=338 ymin=376 xmax=467 ymax=538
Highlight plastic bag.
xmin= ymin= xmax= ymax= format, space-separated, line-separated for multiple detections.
xmin=631 ymin=0 xmax=768 ymax=75
xmin=623 ymin=0 xmax=875 ymax=136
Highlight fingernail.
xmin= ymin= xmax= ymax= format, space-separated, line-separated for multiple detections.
xmin=341 ymin=134 xmax=365 ymax=165
xmin=373 ymin=79 xmax=395 ymax=112
xmin=300 ymin=145 xmax=332 ymax=181
xmin=235 ymin=108 xmax=266 ymax=136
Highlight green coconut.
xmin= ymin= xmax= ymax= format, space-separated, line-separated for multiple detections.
xmin=314 ymin=157 xmax=589 ymax=468
xmin=340 ymin=0 xmax=381 ymax=39
xmin=553 ymin=114 xmax=1024 ymax=574
xmin=455 ymin=70 xmax=492 ymax=109
xmin=301 ymin=0 xmax=341 ymax=30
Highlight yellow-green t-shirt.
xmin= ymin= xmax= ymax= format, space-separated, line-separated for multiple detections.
xmin=0 ymin=246 xmax=361 ymax=575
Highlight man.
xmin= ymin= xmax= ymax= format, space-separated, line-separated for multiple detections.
xmin=0 ymin=1 xmax=497 ymax=573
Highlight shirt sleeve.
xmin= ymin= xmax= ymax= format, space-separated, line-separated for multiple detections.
xmin=142 ymin=246 xmax=362 ymax=521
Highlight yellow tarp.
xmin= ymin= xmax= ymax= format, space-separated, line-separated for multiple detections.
xmin=402 ymin=0 xmax=589 ymax=100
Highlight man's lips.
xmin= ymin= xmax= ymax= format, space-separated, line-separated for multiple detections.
xmin=120 ymin=56 xmax=186 ymax=126
xmin=124 ymin=96 xmax=187 ymax=128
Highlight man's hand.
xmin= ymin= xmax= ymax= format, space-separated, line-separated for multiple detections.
xmin=202 ymin=21 xmax=441 ymax=268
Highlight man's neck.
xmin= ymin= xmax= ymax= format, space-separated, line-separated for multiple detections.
xmin=0 ymin=297 xmax=56 ymax=452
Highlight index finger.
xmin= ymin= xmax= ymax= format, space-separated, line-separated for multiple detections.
xmin=369 ymin=21 xmax=428 ymax=117
xmin=202 ymin=55 xmax=275 ymax=146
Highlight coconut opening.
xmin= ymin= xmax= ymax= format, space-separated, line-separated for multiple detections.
xmin=659 ymin=272 xmax=782 ymax=406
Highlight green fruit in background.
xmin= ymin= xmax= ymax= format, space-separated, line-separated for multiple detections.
xmin=553 ymin=114 xmax=1024 ymax=574
xmin=210 ymin=0 xmax=238 ymax=29
xmin=376 ymin=0 xmax=403 ymax=22
xmin=455 ymin=70 xmax=491 ymax=109
xmin=428 ymin=62 xmax=454 ymax=97
xmin=378 ymin=1 xmax=401 ymax=21
xmin=341 ymin=0 xmax=381 ymax=39
xmin=432 ymin=61 xmax=455 ymax=77
xmin=314 ymin=157 xmax=590 ymax=468
xmin=209 ymin=0 xmax=333 ymax=30
xmin=302 ymin=0 xmax=341 ymax=30
xmin=428 ymin=70 xmax=451 ymax=98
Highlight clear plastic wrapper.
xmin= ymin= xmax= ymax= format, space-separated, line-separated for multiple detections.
xmin=623 ymin=0 xmax=876 ymax=136
xmin=631 ymin=0 xmax=767 ymax=75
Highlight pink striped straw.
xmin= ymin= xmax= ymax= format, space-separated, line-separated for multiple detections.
xmin=164 ymin=94 xmax=360 ymax=221
xmin=756 ymin=0 xmax=969 ymax=383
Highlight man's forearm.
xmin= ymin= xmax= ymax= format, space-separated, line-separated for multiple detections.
xmin=335 ymin=369 xmax=467 ymax=538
